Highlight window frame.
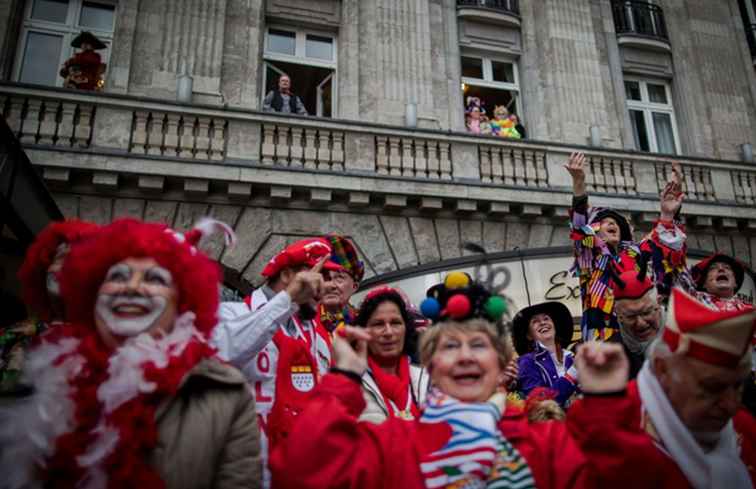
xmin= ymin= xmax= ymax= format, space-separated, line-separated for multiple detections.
xmin=262 ymin=25 xmax=338 ymax=117
xmin=13 ymin=0 xmax=117 ymax=87
xmin=460 ymin=54 xmax=519 ymax=93
xmin=624 ymin=77 xmax=680 ymax=155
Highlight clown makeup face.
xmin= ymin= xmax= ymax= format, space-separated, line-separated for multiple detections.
xmin=527 ymin=313 xmax=556 ymax=347
xmin=598 ymin=216 xmax=621 ymax=247
xmin=46 ymin=243 xmax=70 ymax=297
xmin=703 ymin=262 xmax=737 ymax=299
xmin=321 ymin=269 xmax=357 ymax=311
xmin=430 ymin=330 xmax=501 ymax=403
xmin=95 ymin=257 xmax=178 ymax=348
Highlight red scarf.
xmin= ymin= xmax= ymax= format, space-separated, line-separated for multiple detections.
xmin=367 ymin=355 xmax=419 ymax=419
xmin=41 ymin=322 xmax=215 ymax=489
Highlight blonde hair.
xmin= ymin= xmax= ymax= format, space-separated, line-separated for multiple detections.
xmin=418 ymin=318 xmax=514 ymax=371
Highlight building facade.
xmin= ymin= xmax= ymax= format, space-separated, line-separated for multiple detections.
xmin=1 ymin=0 xmax=756 ymax=306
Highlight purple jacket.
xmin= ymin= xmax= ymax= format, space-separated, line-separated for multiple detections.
xmin=517 ymin=344 xmax=578 ymax=406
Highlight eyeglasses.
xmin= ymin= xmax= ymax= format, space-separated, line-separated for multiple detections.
xmin=617 ymin=306 xmax=659 ymax=325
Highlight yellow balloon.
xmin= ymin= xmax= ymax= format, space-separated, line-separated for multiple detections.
xmin=445 ymin=271 xmax=470 ymax=289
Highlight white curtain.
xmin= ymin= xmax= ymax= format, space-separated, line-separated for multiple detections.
xmin=653 ymin=112 xmax=676 ymax=154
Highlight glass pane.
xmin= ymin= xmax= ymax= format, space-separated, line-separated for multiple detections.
xmin=268 ymin=29 xmax=295 ymax=56
xmin=80 ymin=2 xmax=115 ymax=31
xmin=653 ymin=112 xmax=676 ymax=154
xmin=630 ymin=110 xmax=650 ymax=152
xmin=647 ymin=83 xmax=668 ymax=104
xmin=20 ymin=32 xmax=63 ymax=86
xmin=31 ymin=0 xmax=69 ymax=23
xmin=491 ymin=61 xmax=514 ymax=83
xmin=461 ymin=56 xmax=483 ymax=79
xmin=625 ymin=81 xmax=641 ymax=101
xmin=305 ymin=35 xmax=333 ymax=61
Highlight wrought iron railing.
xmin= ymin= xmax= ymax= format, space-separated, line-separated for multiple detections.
xmin=456 ymin=0 xmax=519 ymax=16
xmin=611 ymin=1 xmax=669 ymax=41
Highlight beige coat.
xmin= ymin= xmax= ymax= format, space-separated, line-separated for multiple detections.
xmin=359 ymin=363 xmax=430 ymax=424
xmin=151 ymin=358 xmax=262 ymax=489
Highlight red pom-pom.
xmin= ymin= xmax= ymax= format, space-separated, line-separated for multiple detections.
xmin=445 ymin=294 xmax=471 ymax=319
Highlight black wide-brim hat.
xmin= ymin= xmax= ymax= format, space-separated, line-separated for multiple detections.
xmin=592 ymin=208 xmax=633 ymax=243
xmin=691 ymin=253 xmax=747 ymax=292
xmin=512 ymin=301 xmax=574 ymax=355
xmin=71 ymin=31 xmax=107 ymax=50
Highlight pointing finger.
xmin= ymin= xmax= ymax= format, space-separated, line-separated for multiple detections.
xmin=311 ymin=254 xmax=330 ymax=273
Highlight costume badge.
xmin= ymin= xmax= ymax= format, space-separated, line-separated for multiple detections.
xmin=291 ymin=365 xmax=315 ymax=392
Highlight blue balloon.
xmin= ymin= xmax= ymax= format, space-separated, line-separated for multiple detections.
xmin=420 ymin=297 xmax=441 ymax=319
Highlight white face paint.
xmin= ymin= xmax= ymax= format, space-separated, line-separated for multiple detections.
xmin=95 ymin=262 xmax=174 ymax=338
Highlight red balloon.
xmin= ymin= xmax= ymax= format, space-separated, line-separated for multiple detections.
xmin=445 ymin=294 xmax=471 ymax=319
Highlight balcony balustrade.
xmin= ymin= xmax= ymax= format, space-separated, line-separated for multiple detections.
xmin=612 ymin=1 xmax=670 ymax=52
xmin=2 ymin=82 xmax=755 ymax=227
xmin=456 ymin=0 xmax=519 ymax=15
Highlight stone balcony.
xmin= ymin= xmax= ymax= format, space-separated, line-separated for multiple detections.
xmin=2 ymin=81 xmax=755 ymax=225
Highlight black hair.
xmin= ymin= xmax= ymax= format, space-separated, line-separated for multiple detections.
xmin=356 ymin=289 xmax=417 ymax=358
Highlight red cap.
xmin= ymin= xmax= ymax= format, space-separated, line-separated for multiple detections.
xmin=612 ymin=270 xmax=654 ymax=301
xmin=261 ymin=238 xmax=343 ymax=278
xmin=662 ymin=288 xmax=756 ymax=368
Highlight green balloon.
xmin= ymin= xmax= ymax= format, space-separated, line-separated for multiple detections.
xmin=484 ymin=296 xmax=507 ymax=320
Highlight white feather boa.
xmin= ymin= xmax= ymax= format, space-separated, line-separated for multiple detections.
xmin=0 ymin=312 xmax=203 ymax=489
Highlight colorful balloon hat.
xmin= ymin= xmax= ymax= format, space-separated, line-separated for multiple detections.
xmin=419 ymin=271 xmax=510 ymax=325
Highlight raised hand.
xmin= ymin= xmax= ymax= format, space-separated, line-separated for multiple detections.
xmin=285 ymin=254 xmax=328 ymax=305
xmin=660 ymin=162 xmax=684 ymax=220
xmin=564 ymin=152 xmax=587 ymax=196
xmin=574 ymin=341 xmax=629 ymax=394
xmin=332 ymin=326 xmax=371 ymax=376
xmin=501 ymin=358 xmax=519 ymax=389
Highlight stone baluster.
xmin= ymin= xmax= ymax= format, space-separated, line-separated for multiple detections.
xmin=57 ymin=103 xmax=77 ymax=147
xmin=195 ymin=117 xmax=211 ymax=159
xmin=439 ymin=142 xmax=452 ymax=180
xmin=75 ymin=105 xmax=94 ymax=148
xmin=491 ymin=147 xmax=504 ymax=184
xmin=612 ymin=159 xmax=626 ymax=193
xmin=20 ymin=99 xmax=42 ymax=144
xmin=426 ymin=141 xmax=440 ymax=178
xmin=5 ymin=97 xmax=26 ymax=136
xmin=289 ymin=127 xmax=304 ymax=167
xmin=147 ymin=113 xmax=166 ymax=155
xmin=606 ymin=159 xmax=619 ymax=193
xmin=513 ymin=149 xmax=524 ymax=186
xmin=331 ymin=132 xmax=345 ymax=172
xmin=479 ymin=146 xmax=493 ymax=183
xmin=261 ymin=124 xmax=276 ymax=164
xmin=415 ymin=140 xmax=428 ymax=178
xmin=376 ymin=137 xmax=389 ymax=174
xmin=401 ymin=138 xmax=414 ymax=177
xmin=389 ymin=137 xmax=401 ymax=176
xmin=317 ymin=130 xmax=331 ymax=170
xmin=702 ymin=168 xmax=715 ymax=201
xmin=584 ymin=158 xmax=597 ymax=192
xmin=164 ymin=113 xmax=182 ymax=157
xmin=275 ymin=125 xmax=291 ymax=166
xmin=524 ymin=150 xmax=536 ymax=186
xmin=179 ymin=116 xmax=196 ymax=158
xmin=502 ymin=148 xmax=514 ymax=185
xmin=304 ymin=129 xmax=318 ymax=169
xmin=131 ymin=111 xmax=149 ymax=153
xmin=209 ymin=118 xmax=225 ymax=161
xmin=37 ymin=100 xmax=59 ymax=145
xmin=535 ymin=152 xmax=547 ymax=187
xmin=623 ymin=160 xmax=635 ymax=194
xmin=594 ymin=158 xmax=607 ymax=193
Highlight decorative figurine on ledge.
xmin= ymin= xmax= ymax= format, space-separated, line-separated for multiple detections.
xmin=59 ymin=31 xmax=107 ymax=91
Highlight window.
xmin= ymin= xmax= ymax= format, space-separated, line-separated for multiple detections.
xmin=263 ymin=27 xmax=337 ymax=117
xmin=625 ymin=79 xmax=679 ymax=154
xmin=460 ymin=54 xmax=521 ymax=129
xmin=14 ymin=0 xmax=116 ymax=87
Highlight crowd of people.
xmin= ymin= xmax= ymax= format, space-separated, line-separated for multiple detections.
xmin=0 ymin=152 xmax=755 ymax=489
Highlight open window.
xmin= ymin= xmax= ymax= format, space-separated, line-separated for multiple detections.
xmin=262 ymin=27 xmax=337 ymax=117
xmin=460 ymin=54 xmax=523 ymax=135
xmin=13 ymin=0 xmax=116 ymax=87
xmin=625 ymin=78 xmax=680 ymax=154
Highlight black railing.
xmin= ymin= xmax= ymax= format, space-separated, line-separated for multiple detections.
xmin=611 ymin=1 xmax=669 ymax=41
xmin=747 ymin=23 xmax=756 ymax=56
xmin=457 ymin=0 xmax=520 ymax=16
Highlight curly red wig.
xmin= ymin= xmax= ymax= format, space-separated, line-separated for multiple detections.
xmin=60 ymin=218 xmax=222 ymax=336
xmin=18 ymin=219 xmax=99 ymax=321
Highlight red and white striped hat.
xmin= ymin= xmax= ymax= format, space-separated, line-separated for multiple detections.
xmin=662 ymin=288 xmax=756 ymax=368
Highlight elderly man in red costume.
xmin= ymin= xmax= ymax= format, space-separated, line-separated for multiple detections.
xmin=569 ymin=288 xmax=756 ymax=488
xmin=1 ymin=219 xmax=97 ymax=394
xmin=212 ymin=236 xmax=349 ymax=488
xmin=316 ymin=234 xmax=365 ymax=333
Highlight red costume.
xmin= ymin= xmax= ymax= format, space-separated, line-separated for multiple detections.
xmin=568 ymin=381 xmax=756 ymax=488
xmin=61 ymin=50 xmax=103 ymax=90
xmin=270 ymin=373 xmax=592 ymax=489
